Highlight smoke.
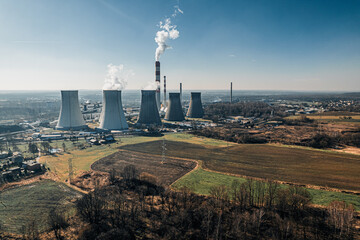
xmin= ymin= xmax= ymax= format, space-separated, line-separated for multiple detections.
xmin=142 ymin=81 xmax=159 ymax=90
xmin=103 ymin=64 xmax=134 ymax=90
xmin=154 ymin=6 xmax=183 ymax=61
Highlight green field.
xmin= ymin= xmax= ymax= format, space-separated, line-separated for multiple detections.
xmin=0 ymin=180 xmax=81 ymax=234
xmin=121 ymin=139 xmax=360 ymax=192
xmin=172 ymin=168 xmax=360 ymax=210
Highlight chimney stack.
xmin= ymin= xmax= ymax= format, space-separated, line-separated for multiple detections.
xmin=180 ymin=83 xmax=182 ymax=102
xmin=230 ymin=82 xmax=233 ymax=104
xmin=163 ymin=76 xmax=167 ymax=108
xmin=155 ymin=61 xmax=161 ymax=110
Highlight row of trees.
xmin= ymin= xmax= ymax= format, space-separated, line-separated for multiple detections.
xmin=204 ymin=102 xmax=287 ymax=122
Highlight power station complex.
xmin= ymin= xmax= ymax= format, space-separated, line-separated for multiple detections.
xmin=55 ymin=61 xmax=205 ymax=130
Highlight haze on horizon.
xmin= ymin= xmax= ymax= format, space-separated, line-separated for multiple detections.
xmin=0 ymin=0 xmax=359 ymax=91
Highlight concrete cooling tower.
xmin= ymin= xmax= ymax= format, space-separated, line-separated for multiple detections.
xmin=137 ymin=90 xmax=161 ymax=125
xmin=186 ymin=92 xmax=204 ymax=118
xmin=165 ymin=93 xmax=184 ymax=121
xmin=56 ymin=90 xmax=86 ymax=130
xmin=99 ymin=90 xmax=128 ymax=130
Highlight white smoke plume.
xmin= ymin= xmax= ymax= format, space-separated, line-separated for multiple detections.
xmin=154 ymin=6 xmax=183 ymax=61
xmin=142 ymin=81 xmax=159 ymax=90
xmin=103 ymin=64 xmax=134 ymax=90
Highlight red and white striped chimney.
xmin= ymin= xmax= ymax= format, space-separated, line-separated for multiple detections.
xmin=155 ymin=61 xmax=161 ymax=110
xmin=164 ymin=76 xmax=167 ymax=108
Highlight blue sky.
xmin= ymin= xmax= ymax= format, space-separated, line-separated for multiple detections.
xmin=0 ymin=0 xmax=359 ymax=91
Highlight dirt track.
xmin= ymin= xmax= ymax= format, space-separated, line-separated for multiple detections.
xmin=92 ymin=150 xmax=197 ymax=186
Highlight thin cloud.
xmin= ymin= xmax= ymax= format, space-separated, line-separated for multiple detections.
xmin=97 ymin=0 xmax=145 ymax=28
xmin=13 ymin=41 xmax=63 ymax=44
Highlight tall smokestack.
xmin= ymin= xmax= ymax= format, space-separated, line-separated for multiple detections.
xmin=163 ymin=76 xmax=167 ymax=108
xmin=99 ymin=90 xmax=128 ymax=130
xmin=155 ymin=61 xmax=161 ymax=110
xmin=137 ymin=90 xmax=161 ymax=126
xmin=230 ymin=82 xmax=233 ymax=116
xmin=180 ymin=83 xmax=182 ymax=102
xmin=165 ymin=93 xmax=184 ymax=121
xmin=56 ymin=90 xmax=86 ymax=130
xmin=186 ymin=92 xmax=204 ymax=118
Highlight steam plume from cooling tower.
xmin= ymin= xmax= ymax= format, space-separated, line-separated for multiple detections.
xmin=154 ymin=6 xmax=183 ymax=61
xmin=103 ymin=64 xmax=134 ymax=90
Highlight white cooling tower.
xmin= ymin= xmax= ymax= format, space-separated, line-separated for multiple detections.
xmin=56 ymin=90 xmax=86 ymax=130
xmin=99 ymin=90 xmax=128 ymax=130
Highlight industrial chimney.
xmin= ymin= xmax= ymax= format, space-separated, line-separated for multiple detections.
xmin=186 ymin=92 xmax=204 ymax=118
xmin=137 ymin=90 xmax=161 ymax=125
xmin=163 ymin=76 xmax=167 ymax=108
xmin=56 ymin=90 xmax=86 ymax=130
xmin=165 ymin=93 xmax=184 ymax=121
xmin=155 ymin=61 xmax=161 ymax=110
xmin=180 ymin=83 xmax=182 ymax=102
xmin=99 ymin=90 xmax=128 ymax=130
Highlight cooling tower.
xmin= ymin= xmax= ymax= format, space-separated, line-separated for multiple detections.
xmin=186 ymin=92 xmax=204 ymax=118
xmin=56 ymin=90 xmax=86 ymax=130
xmin=155 ymin=61 xmax=161 ymax=110
xmin=137 ymin=90 xmax=161 ymax=125
xmin=99 ymin=90 xmax=128 ymax=130
xmin=165 ymin=93 xmax=184 ymax=121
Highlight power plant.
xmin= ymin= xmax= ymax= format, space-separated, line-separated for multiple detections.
xmin=137 ymin=90 xmax=162 ymax=125
xmin=155 ymin=61 xmax=161 ymax=110
xmin=186 ymin=92 xmax=204 ymax=118
xmin=99 ymin=90 xmax=128 ymax=130
xmin=56 ymin=90 xmax=86 ymax=130
xmin=165 ymin=93 xmax=184 ymax=121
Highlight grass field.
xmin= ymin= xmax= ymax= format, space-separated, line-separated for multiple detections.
xmin=286 ymin=114 xmax=360 ymax=124
xmin=0 ymin=180 xmax=81 ymax=234
xmin=121 ymin=139 xmax=360 ymax=192
xmin=172 ymin=168 xmax=360 ymax=210
xmin=92 ymin=150 xmax=196 ymax=185
xmin=38 ymin=133 xmax=232 ymax=181
xmin=39 ymin=136 xmax=164 ymax=181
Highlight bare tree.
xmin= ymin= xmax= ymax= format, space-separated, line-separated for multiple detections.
xmin=76 ymin=190 xmax=106 ymax=225
xmin=48 ymin=208 xmax=69 ymax=240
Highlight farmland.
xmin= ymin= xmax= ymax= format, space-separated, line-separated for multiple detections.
xmin=121 ymin=139 xmax=360 ymax=192
xmin=0 ymin=180 xmax=81 ymax=234
xmin=286 ymin=112 xmax=360 ymax=124
xmin=92 ymin=150 xmax=196 ymax=186
xmin=38 ymin=133 xmax=232 ymax=182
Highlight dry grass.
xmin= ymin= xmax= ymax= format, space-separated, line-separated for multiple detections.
xmin=121 ymin=140 xmax=360 ymax=192
xmin=92 ymin=150 xmax=196 ymax=186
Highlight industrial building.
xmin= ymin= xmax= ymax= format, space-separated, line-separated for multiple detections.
xmin=165 ymin=93 xmax=184 ymax=121
xmin=99 ymin=90 xmax=128 ymax=130
xmin=186 ymin=92 xmax=204 ymax=118
xmin=137 ymin=90 xmax=161 ymax=126
xmin=56 ymin=90 xmax=87 ymax=130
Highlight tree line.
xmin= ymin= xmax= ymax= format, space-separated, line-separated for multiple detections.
xmin=37 ymin=165 xmax=357 ymax=240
